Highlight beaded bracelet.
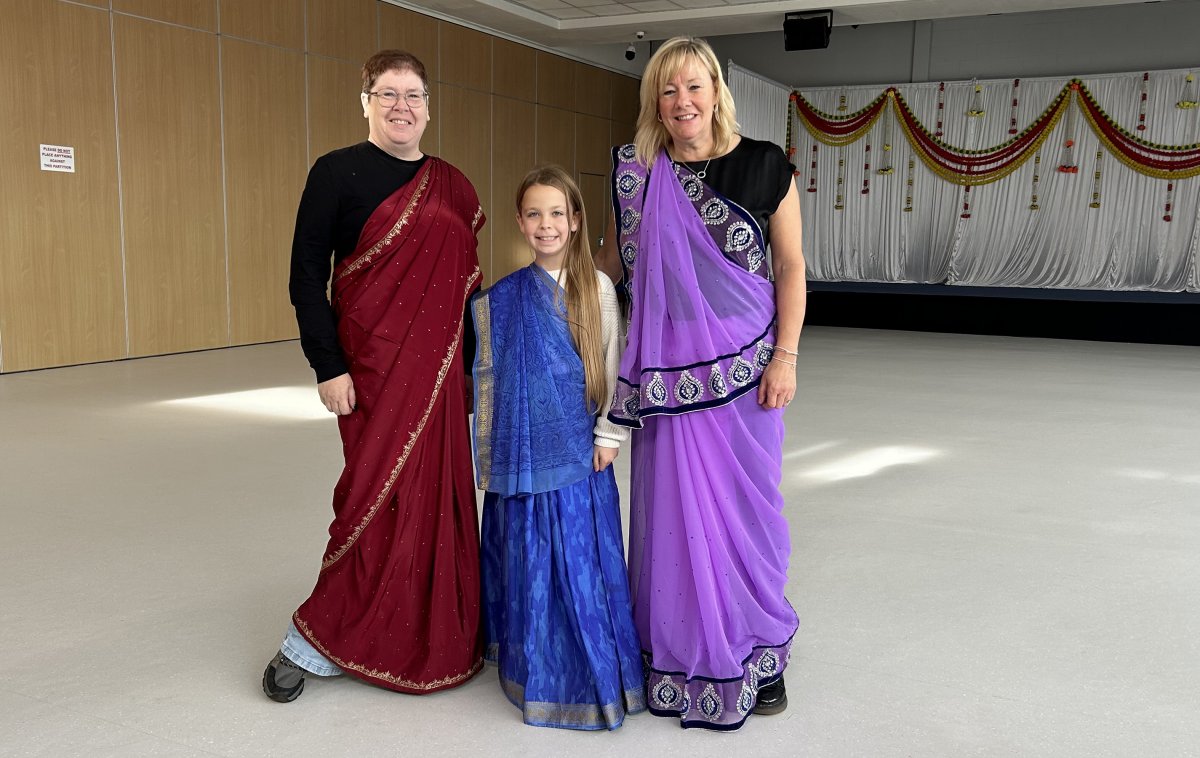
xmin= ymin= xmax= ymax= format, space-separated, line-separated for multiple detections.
xmin=771 ymin=356 xmax=797 ymax=367
xmin=774 ymin=345 xmax=799 ymax=357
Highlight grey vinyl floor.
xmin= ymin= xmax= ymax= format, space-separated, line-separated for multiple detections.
xmin=1 ymin=327 xmax=1197 ymax=757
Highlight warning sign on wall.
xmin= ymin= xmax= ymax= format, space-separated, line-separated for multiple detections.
xmin=40 ymin=144 xmax=75 ymax=173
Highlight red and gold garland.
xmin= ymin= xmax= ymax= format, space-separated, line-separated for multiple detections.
xmin=790 ymin=78 xmax=1200 ymax=184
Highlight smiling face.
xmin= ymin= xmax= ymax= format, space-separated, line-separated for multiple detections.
xmin=517 ymin=183 xmax=578 ymax=270
xmin=363 ymin=67 xmax=428 ymax=159
xmin=657 ymin=57 xmax=717 ymax=150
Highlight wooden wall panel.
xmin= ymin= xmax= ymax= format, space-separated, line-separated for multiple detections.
xmin=71 ymin=0 xmax=109 ymax=7
xmin=115 ymin=16 xmax=227 ymax=356
xmin=492 ymin=97 xmax=535 ymax=281
xmin=611 ymin=73 xmax=641 ymax=127
xmin=440 ymin=86 xmax=492 ymax=282
xmin=575 ymin=114 xmax=611 ymax=177
xmin=306 ymin=0 xmax=376 ymax=63
xmin=113 ymin=0 xmax=216 ymax=30
xmin=535 ymin=106 xmax=574 ymax=175
xmin=493 ymin=39 xmax=534 ymax=103
xmin=439 ymin=24 xmax=490 ymax=92
xmin=424 ymin=81 xmax=441 ymax=156
xmin=536 ymin=52 xmax=575 ymax=111
xmin=611 ymin=120 xmax=635 ymax=152
xmin=575 ymin=64 xmax=611 ymax=118
xmin=0 ymin=0 xmax=125 ymax=371
xmin=307 ymin=56 xmax=366 ymax=162
xmin=219 ymin=0 xmax=304 ymax=50
xmin=577 ymin=173 xmax=609 ymax=253
xmin=222 ymin=39 xmax=306 ymax=345
xmin=379 ymin=4 xmax=439 ymax=84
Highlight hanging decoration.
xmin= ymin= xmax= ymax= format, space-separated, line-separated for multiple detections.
xmin=1137 ymin=72 xmax=1149 ymax=131
xmin=1178 ymin=74 xmax=1197 ymax=109
xmin=1163 ymin=181 xmax=1175 ymax=222
xmin=838 ymin=91 xmax=848 ymax=112
xmin=961 ymin=185 xmax=973 ymax=219
xmin=1009 ymin=79 xmax=1021 ymax=135
xmin=807 ymin=144 xmax=818 ymax=192
xmin=862 ymin=143 xmax=872 ymax=195
xmin=1058 ymin=84 xmax=1079 ymax=173
xmin=1029 ymin=152 xmax=1043 ymax=211
xmin=878 ymin=104 xmax=895 ymax=175
xmin=835 ymin=148 xmax=846 ymax=210
xmin=935 ymin=81 xmax=946 ymax=137
xmin=903 ymin=157 xmax=915 ymax=213
xmin=1089 ymin=149 xmax=1104 ymax=209
xmin=967 ymin=81 xmax=985 ymax=117
xmin=785 ymin=100 xmax=801 ymax=178
xmin=794 ymin=79 xmax=1200 ymax=183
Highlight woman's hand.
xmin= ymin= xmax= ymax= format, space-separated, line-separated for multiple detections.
xmin=593 ymin=445 xmax=619 ymax=472
xmin=757 ymin=357 xmax=796 ymax=409
xmin=317 ymin=373 xmax=357 ymax=415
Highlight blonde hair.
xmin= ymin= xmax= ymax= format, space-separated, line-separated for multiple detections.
xmin=515 ymin=166 xmax=608 ymax=412
xmin=634 ymin=36 xmax=739 ymax=169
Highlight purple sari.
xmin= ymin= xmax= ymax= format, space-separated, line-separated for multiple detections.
xmin=609 ymin=145 xmax=798 ymax=730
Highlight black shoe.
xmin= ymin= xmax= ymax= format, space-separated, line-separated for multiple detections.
xmin=753 ymin=676 xmax=787 ymax=715
xmin=262 ymin=650 xmax=306 ymax=703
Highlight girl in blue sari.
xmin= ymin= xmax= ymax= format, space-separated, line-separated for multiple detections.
xmin=471 ymin=165 xmax=646 ymax=730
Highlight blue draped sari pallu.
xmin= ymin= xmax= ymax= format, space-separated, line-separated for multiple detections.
xmin=471 ymin=265 xmax=646 ymax=731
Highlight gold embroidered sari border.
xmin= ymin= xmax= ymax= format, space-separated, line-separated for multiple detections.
xmin=322 ymin=266 xmax=483 ymax=570
xmin=471 ymin=291 xmax=494 ymax=491
xmin=292 ymin=613 xmax=484 ymax=691
xmin=334 ymin=163 xmax=432 ymax=284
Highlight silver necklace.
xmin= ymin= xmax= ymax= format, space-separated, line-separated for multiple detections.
xmin=693 ymin=158 xmax=712 ymax=179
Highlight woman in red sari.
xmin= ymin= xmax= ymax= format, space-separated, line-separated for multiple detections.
xmin=262 ymin=50 xmax=486 ymax=702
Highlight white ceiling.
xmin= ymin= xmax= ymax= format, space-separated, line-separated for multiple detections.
xmin=391 ymin=0 xmax=1154 ymax=46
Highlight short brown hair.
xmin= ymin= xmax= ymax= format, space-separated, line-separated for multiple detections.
xmin=361 ymin=50 xmax=428 ymax=93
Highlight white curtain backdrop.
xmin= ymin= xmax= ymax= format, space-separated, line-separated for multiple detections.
xmin=790 ymin=69 xmax=1200 ymax=292
xmin=728 ymin=61 xmax=791 ymax=153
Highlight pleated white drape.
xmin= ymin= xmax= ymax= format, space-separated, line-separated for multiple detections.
xmin=789 ymin=69 xmax=1200 ymax=292
xmin=728 ymin=61 xmax=791 ymax=152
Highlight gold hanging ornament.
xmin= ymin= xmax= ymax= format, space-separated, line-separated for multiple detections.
xmin=1177 ymin=73 xmax=1197 ymax=109
xmin=966 ymin=81 xmax=985 ymax=117
xmin=878 ymin=94 xmax=895 ymax=174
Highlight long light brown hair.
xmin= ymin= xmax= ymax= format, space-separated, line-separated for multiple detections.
xmin=515 ymin=166 xmax=607 ymax=412
xmin=634 ymin=36 xmax=739 ymax=169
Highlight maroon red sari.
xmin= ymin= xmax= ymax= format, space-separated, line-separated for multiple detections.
xmin=293 ymin=157 xmax=486 ymax=693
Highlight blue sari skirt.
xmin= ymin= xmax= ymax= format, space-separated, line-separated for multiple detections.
xmin=481 ymin=467 xmax=647 ymax=730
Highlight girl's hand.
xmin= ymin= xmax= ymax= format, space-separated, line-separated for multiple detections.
xmin=594 ymin=445 xmax=619 ymax=472
xmin=757 ymin=357 xmax=796 ymax=410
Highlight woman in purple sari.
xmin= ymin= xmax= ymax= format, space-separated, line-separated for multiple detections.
xmin=596 ymin=36 xmax=807 ymax=731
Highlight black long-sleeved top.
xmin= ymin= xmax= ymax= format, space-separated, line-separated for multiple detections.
xmin=288 ymin=141 xmax=476 ymax=382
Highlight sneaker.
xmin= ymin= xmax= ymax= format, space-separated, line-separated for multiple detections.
xmin=753 ymin=676 xmax=787 ymax=715
xmin=262 ymin=650 xmax=306 ymax=703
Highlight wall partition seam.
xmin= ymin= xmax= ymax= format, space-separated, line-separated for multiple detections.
xmin=217 ymin=29 xmax=233 ymax=347
xmin=109 ymin=7 xmax=132 ymax=360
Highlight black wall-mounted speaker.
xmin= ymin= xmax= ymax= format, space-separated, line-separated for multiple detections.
xmin=784 ymin=10 xmax=832 ymax=51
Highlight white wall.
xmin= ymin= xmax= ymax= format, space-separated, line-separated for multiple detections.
xmin=707 ymin=0 xmax=1200 ymax=88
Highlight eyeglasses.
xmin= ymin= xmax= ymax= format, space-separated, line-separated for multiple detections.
xmin=367 ymin=89 xmax=428 ymax=109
